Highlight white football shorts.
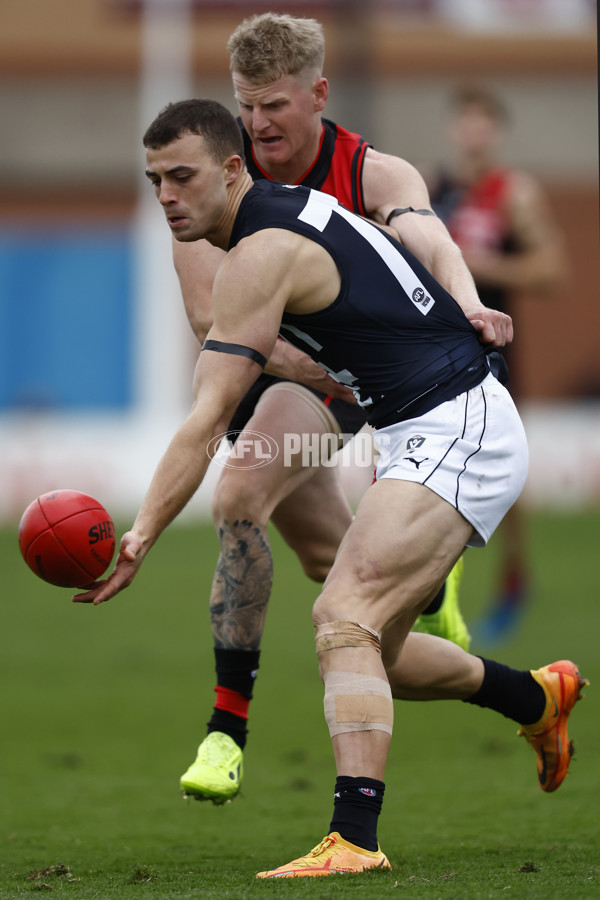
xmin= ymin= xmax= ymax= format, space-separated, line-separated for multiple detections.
xmin=373 ymin=373 xmax=529 ymax=547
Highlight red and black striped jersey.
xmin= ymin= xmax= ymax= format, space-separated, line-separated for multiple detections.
xmin=429 ymin=168 xmax=517 ymax=313
xmin=239 ymin=117 xmax=370 ymax=216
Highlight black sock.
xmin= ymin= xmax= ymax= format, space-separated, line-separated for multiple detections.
xmin=329 ymin=776 xmax=385 ymax=852
xmin=421 ymin=581 xmax=446 ymax=616
xmin=463 ymin=657 xmax=545 ymax=724
xmin=206 ymin=648 xmax=260 ymax=750
xmin=207 ymin=708 xmax=248 ymax=749
xmin=213 ymin=647 xmax=260 ymax=696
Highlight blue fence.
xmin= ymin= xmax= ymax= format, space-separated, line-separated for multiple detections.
xmin=0 ymin=227 xmax=133 ymax=411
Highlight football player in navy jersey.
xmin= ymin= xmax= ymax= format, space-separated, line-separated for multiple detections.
xmin=167 ymin=13 xmax=504 ymax=803
xmin=75 ymin=98 xmax=585 ymax=879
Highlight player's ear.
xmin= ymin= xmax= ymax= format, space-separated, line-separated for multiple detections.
xmin=313 ymin=77 xmax=328 ymax=111
xmin=223 ymin=154 xmax=243 ymax=183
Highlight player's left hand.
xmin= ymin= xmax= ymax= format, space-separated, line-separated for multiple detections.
xmin=72 ymin=531 xmax=145 ymax=605
xmin=267 ymin=338 xmax=357 ymax=403
xmin=467 ymin=306 xmax=513 ymax=347
xmin=294 ymin=355 xmax=357 ymax=403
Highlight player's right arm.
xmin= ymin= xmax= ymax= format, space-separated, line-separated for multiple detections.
xmin=173 ymin=234 xmax=355 ymax=401
xmin=72 ymin=345 xmax=270 ymax=605
xmin=72 ymin=230 xmax=312 ymax=606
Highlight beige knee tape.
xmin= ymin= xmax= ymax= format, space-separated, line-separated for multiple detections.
xmin=323 ymin=671 xmax=393 ymax=737
xmin=314 ymin=620 xmax=381 ymax=654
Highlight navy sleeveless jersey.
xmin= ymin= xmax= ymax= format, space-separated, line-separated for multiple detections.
xmin=229 ymin=181 xmax=489 ymax=429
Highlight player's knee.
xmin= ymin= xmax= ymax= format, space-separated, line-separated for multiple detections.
xmin=211 ymin=470 xmax=266 ymax=525
xmin=293 ymin=541 xmax=336 ymax=583
xmin=312 ymin=590 xmax=346 ymax=627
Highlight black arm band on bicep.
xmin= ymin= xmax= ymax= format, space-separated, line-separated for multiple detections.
xmin=202 ymin=339 xmax=267 ymax=369
xmin=385 ymin=207 xmax=436 ymax=226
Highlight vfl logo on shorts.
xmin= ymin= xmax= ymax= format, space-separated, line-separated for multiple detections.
xmin=404 ymin=434 xmax=428 ymax=469
xmin=406 ymin=435 xmax=426 ymax=451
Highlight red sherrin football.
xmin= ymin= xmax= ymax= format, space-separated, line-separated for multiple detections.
xmin=18 ymin=490 xmax=116 ymax=588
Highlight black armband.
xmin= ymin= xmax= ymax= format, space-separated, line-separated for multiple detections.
xmin=385 ymin=207 xmax=436 ymax=226
xmin=202 ymin=339 xmax=267 ymax=369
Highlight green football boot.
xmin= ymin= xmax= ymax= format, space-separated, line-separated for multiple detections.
xmin=412 ymin=556 xmax=470 ymax=651
xmin=180 ymin=732 xmax=243 ymax=804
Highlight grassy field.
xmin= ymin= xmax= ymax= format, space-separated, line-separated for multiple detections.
xmin=2 ymin=510 xmax=598 ymax=898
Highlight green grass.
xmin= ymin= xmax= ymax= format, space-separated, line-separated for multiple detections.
xmin=2 ymin=510 xmax=599 ymax=898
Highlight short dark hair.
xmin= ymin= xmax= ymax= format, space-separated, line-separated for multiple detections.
xmin=143 ymin=99 xmax=245 ymax=163
xmin=451 ymin=84 xmax=509 ymax=126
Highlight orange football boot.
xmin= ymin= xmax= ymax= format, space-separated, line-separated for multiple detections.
xmin=256 ymin=832 xmax=391 ymax=879
xmin=518 ymin=659 xmax=588 ymax=792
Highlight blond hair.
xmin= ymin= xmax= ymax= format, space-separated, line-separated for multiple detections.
xmin=227 ymin=12 xmax=324 ymax=83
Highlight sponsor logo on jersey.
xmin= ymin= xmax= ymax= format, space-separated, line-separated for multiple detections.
xmin=412 ymin=287 xmax=433 ymax=308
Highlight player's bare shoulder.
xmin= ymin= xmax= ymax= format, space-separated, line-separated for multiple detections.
xmin=225 ymin=227 xmax=308 ymax=286
xmin=221 ymin=226 xmax=339 ymax=318
xmin=214 ymin=229 xmax=289 ymax=308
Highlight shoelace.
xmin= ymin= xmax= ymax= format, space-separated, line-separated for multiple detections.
xmin=199 ymin=734 xmax=236 ymax=765
xmin=310 ymin=835 xmax=337 ymax=858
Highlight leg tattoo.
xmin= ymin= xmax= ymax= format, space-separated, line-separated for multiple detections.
xmin=210 ymin=519 xmax=273 ymax=651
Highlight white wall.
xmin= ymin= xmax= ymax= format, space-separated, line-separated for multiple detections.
xmin=2 ymin=403 xmax=599 ymax=526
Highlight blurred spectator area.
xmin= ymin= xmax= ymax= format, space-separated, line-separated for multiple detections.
xmin=0 ymin=0 xmax=597 ymax=406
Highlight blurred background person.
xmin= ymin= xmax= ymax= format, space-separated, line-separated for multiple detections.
xmin=423 ymin=84 xmax=568 ymax=643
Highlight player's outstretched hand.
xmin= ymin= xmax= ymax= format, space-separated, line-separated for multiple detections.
xmin=467 ymin=306 xmax=513 ymax=347
xmin=72 ymin=531 xmax=145 ymax=605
